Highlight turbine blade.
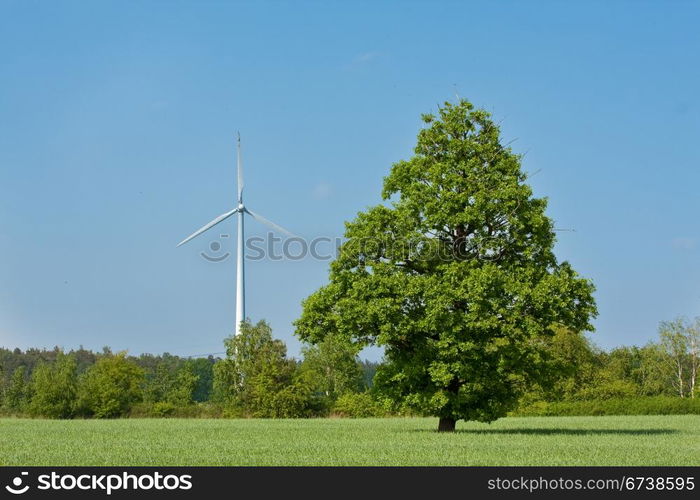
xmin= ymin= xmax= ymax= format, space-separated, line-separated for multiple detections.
xmin=237 ymin=132 xmax=243 ymax=204
xmin=177 ymin=208 xmax=238 ymax=247
xmin=246 ymin=209 xmax=296 ymax=237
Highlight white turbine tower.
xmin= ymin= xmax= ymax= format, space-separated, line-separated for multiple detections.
xmin=177 ymin=133 xmax=294 ymax=336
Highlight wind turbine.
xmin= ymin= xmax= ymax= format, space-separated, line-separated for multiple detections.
xmin=177 ymin=133 xmax=294 ymax=336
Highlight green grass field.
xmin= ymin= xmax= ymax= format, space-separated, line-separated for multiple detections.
xmin=1 ymin=415 xmax=698 ymax=466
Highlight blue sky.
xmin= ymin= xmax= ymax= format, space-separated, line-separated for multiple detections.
xmin=1 ymin=1 xmax=698 ymax=360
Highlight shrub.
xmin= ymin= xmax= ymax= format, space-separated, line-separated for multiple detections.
xmin=513 ymin=396 xmax=700 ymax=417
xmin=152 ymin=401 xmax=177 ymax=417
xmin=245 ymin=369 xmax=318 ymax=418
xmin=332 ymin=392 xmax=386 ymax=418
xmin=129 ymin=402 xmax=228 ymax=418
xmin=574 ymin=379 xmax=638 ymax=401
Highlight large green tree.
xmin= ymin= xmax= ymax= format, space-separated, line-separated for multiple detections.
xmin=295 ymin=99 xmax=597 ymax=431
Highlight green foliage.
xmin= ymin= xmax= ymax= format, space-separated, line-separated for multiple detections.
xmin=0 ymin=314 xmax=694 ymax=420
xmin=28 ymin=354 xmax=78 ymax=418
xmin=332 ymin=392 xmax=387 ymax=418
xmin=296 ymin=99 xmax=597 ymax=427
xmin=248 ymin=369 xmax=318 ymax=418
xmin=76 ymin=353 xmax=144 ymax=418
xmin=542 ymin=327 xmax=601 ymax=399
xmin=129 ymin=401 xmax=227 ymax=418
xmin=144 ymin=360 xmax=199 ymax=406
xmin=169 ymin=364 xmax=199 ymax=406
xmin=212 ymin=359 xmax=237 ymax=404
xmin=658 ymin=316 xmax=700 ymax=398
xmin=4 ymin=366 xmax=30 ymax=412
xmin=0 ymin=347 xmax=217 ymax=418
xmin=519 ymin=327 xmax=606 ymax=404
xmin=0 ymin=347 xmax=64 ymax=386
xmin=300 ymin=335 xmax=364 ymax=407
xmin=186 ymin=357 xmax=215 ymax=402
xmin=514 ymin=396 xmax=700 ymax=417
xmin=601 ymin=344 xmax=674 ymax=396
xmin=359 ymin=360 xmax=380 ymax=389
xmin=142 ymin=354 xmax=181 ymax=402
xmin=519 ymin=332 xmax=679 ymax=407
xmin=152 ymin=401 xmax=177 ymax=417
xmin=213 ymin=320 xmax=317 ymax=417
xmin=574 ymin=378 xmax=638 ymax=401
xmin=660 ymin=318 xmax=689 ymax=397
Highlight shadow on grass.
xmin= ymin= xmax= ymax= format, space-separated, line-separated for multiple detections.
xmin=411 ymin=428 xmax=677 ymax=436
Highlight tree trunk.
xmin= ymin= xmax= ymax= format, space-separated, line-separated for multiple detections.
xmin=438 ymin=417 xmax=456 ymax=432
xmin=690 ymin=363 xmax=696 ymax=399
xmin=690 ymin=341 xmax=697 ymax=399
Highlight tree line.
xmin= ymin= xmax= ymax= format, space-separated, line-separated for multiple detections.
xmin=0 ymin=316 xmax=698 ymax=419
xmin=522 ymin=319 xmax=699 ymax=403
xmin=0 ymin=320 xmax=379 ymax=418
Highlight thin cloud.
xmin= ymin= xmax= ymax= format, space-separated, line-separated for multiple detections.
xmin=313 ymin=182 xmax=333 ymax=200
xmin=671 ymin=237 xmax=697 ymax=251
xmin=354 ymin=51 xmax=379 ymax=63
xmin=344 ymin=51 xmax=382 ymax=70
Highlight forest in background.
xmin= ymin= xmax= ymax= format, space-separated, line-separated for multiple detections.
xmin=1 ymin=317 xmax=698 ymax=419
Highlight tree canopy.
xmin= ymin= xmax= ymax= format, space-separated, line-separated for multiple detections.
xmin=295 ymin=99 xmax=598 ymax=431
xmin=213 ymin=320 xmax=317 ymax=417
xmin=76 ymin=353 xmax=144 ymax=418
xmin=301 ymin=334 xmax=365 ymax=403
